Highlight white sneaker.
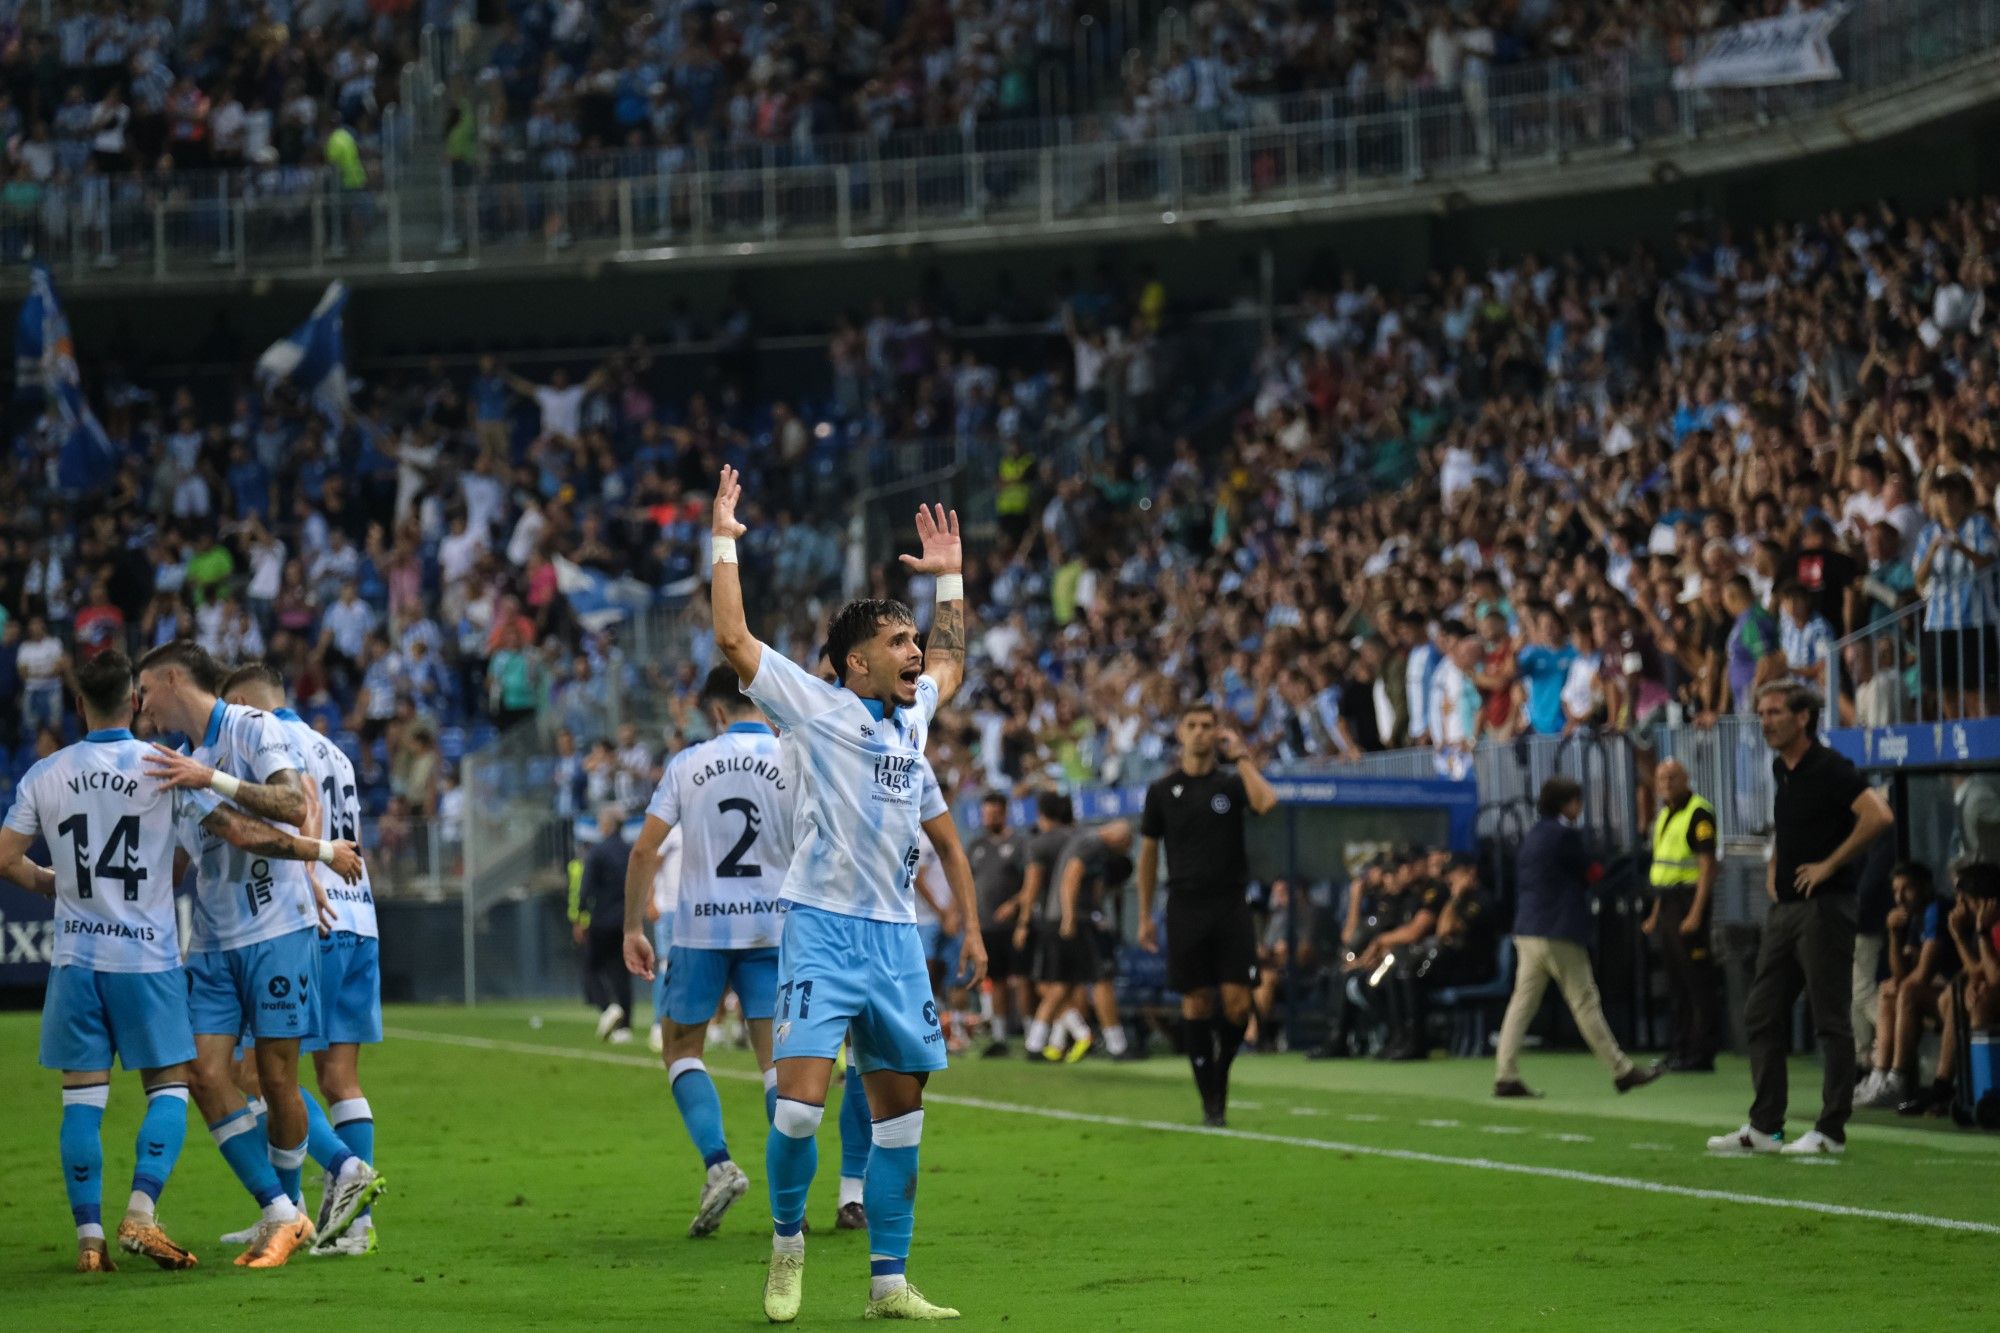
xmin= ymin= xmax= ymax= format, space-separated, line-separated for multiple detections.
xmin=1779 ymin=1130 xmax=1845 ymax=1156
xmin=220 ymin=1220 xmax=261 ymax=1245
xmin=1705 ymin=1124 xmax=1783 ymax=1155
xmin=608 ymin=1027 xmax=634 ymax=1045
xmin=311 ymin=1160 xmax=386 ymax=1252
xmin=1853 ymin=1069 xmax=1884 ymax=1102
xmin=648 ymin=1023 xmax=664 ymax=1054
xmin=596 ymin=1004 xmax=627 ymax=1041
xmin=689 ymin=1160 xmax=750 ymax=1238
xmin=1854 ymin=1071 xmax=1905 ymax=1109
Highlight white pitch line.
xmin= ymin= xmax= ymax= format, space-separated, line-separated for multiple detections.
xmin=1232 ymin=1100 xmax=1265 ymax=1110
xmin=1344 ymin=1113 xmax=1384 ymax=1123
xmin=1546 ymin=1132 xmax=1595 ymax=1144
xmin=382 ymin=1027 xmax=2000 ymax=1238
xmin=1288 ymin=1107 xmax=1326 ymax=1117
xmin=1479 ymin=1125 xmax=1529 ymax=1136
xmin=1417 ymin=1119 xmax=1462 ymax=1129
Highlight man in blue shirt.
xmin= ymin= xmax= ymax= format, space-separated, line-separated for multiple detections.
xmin=1514 ymin=604 xmax=1575 ymax=737
xmin=1494 ymin=777 xmax=1661 ymax=1098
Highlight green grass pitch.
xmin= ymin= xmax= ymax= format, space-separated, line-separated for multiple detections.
xmin=3 ymin=1003 xmax=1996 ymax=1330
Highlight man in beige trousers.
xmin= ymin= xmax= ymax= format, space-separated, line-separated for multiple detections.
xmin=1494 ymin=777 xmax=1662 ymax=1098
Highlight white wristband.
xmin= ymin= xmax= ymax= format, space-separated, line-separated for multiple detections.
xmin=210 ymin=771 xmax=242 ymax=801
xmin=316 ymin=840 xmax=337 ymax=866
xmin=711 ymin=536 xmax=738 ymax=565
xmin=935 ymin=573 xmax=964 ymax=602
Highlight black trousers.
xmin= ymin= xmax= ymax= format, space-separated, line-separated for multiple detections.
xmin=1746 ymin=894 xmax=1856 ymax=1141
xmin=1655 ymin=885 xmax=1720 ymax=1064
xmin=584 ymin=927 xmax=633 ymax=1024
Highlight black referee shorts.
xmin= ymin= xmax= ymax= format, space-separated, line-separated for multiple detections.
xmin=1034 ymin=925 xmax=1098 ymax=987
xmin=981 ymin=925 xmax=1021 ymax=982
xmin=1166 ymin=897 xmax=1256 ymax=993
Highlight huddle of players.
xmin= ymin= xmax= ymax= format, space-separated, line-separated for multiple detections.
xmin=1318 ymin=848 xmax=1497 ymax=1060
xmin=0 ymin=642 xmax=387 ymax=1274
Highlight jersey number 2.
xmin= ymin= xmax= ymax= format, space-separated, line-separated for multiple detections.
xmin=55 ymin=813 xmax=146 ymax=901
xmin=715 ymin=798 xmax=763 ymax=879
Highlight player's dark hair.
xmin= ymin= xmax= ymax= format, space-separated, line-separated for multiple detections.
xmin=697 ymin=664 xmax=755 ymax=715
xmin=822 ymin=598 xmax=915 ymax=685
xmin=220 ymin=661 xmax=287 ymax=700
xmin=1035 ymin=790 xmax=1074 ymax=825
xmin=136 ymin=639 xmax=226 ymax=693
xmin=1179 ymin=700 xmax=1217 ymax=721
xmin=74 ymin=649 xmax=135 ymax=722
xmin=1537 ymin=776 xmax=1583 ymax=820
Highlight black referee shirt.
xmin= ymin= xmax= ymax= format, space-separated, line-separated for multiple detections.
xmin=1771 ymin=740 xmax=1868 ymax=903
xmin=1139 ymin=767 xmax=1250 ymax=903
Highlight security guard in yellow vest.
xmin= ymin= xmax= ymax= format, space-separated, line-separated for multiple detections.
xmin=996 ymin=438 xmax=1034 ymax=545
xmin=1642 ymin=759 xmax=1721 ymax=1070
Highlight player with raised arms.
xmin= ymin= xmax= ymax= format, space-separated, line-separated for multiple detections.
xmin=622 ymin=663 xmax=796 ymax=1237
xmin=0 ymin=650 xmax=362 ymax=1273
xmin=135 ymin=640 xmax=384 ymax=1266
xmin=707 ymin=467 xmax=986 ymax=1322
xmin=222 ymin=664 xmax=387 ymax=1256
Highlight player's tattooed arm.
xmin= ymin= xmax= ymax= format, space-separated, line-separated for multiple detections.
xmin=200 ymin=804 xmax=364 ymax=883
xmin=144 ymin=746 xmax=310 ymax=826
xmin=901 ymin=503 xmax=967 ymax=704
xmin=0 ymin=829 xmax=56 ymax=896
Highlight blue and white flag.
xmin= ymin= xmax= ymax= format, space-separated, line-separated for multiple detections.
xmin=256 ymin=280 xmax=351 ymax=420
xmin=15 ymin=263 xmax=117 ymax=494
xmin=553 ymin=554 xmax=664 ymax=632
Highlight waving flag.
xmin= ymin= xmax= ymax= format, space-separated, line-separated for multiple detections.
xmin=256 ymin=280 xmax=351 ymax=420
xmin=15 ymin=263 xmax=116 ymax=494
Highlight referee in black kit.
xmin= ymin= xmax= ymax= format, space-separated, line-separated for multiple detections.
xmin=1706 ymin=682 xmax=1894 ymax=1158
xmin=1138 ymin=702 xmax=1279 ymax=1126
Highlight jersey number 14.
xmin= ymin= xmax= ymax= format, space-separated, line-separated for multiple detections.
xmin=55 ymin=813 xmax=146 ymax=901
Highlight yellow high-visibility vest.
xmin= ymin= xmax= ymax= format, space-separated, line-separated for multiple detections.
xmin=1650 ymin=795 xmax=1716 ymax=889
xmin=997 ymin=454 xmax=1033 ymax=516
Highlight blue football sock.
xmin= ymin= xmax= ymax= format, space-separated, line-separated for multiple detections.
xmin=270 ymin=1135 xmax=309 ymax=1208
xmin=302 ymin=1092 xmax=356 ymax=1178
xmin=61 ymin=1086 xmax=109 ymax=1240
xmin=131 ymin=1083 xmax=189 ymax=1206
xmin=864 ymin=1110 xmax=923 ymax=1265
xmin=210 ymin=1108 xmax=285 ymax=1207
xmin=766 ymin=1098 xmax=822 ymax=1233
xmin=839 ymin=1065 xmax=872 ymax=1182
xmin=329 ymin=1097 xmax=375 ymax=1164
xmin=668 ymin=1059 xmax=731 ymax=1168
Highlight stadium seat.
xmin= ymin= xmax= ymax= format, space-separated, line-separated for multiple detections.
xmin=1432 ymin=938 xmax=1517 ymax=1059
xmin=439 ymin=727 xmax=467 ymax=764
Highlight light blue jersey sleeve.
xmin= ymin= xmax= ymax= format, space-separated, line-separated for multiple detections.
xmin=3 ymin=759 xmax=46 ymax=836
xmin=746 ymin=650 xmax=842 ymax=733
xmin=646 ymin=751 xmax=686 ymax=827
xmin=239 ymin=710 xmax=305 ymax=784
xmin=173 ymin=785 xmax=221 ymax=831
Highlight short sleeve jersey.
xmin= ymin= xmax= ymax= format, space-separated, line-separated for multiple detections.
xmin=1026 ymin=826 xmax=1075 ymax=922
xmin=278 ymin=711 xmax=377 ymax=939
xmin=182 ymin=700 xmax=317 ymax=951
xmin=966 ymin=828 xmax=1028 ymax=930
xmin=1140 ymin=768 xmax=1253 ymax=902
xmin=743 ymin=652 xmax=947 ymax=924
xmin=646 ymin=722 xmax=794 ymax=949
xmin=5 ymin=730 xmax=217 ymax=971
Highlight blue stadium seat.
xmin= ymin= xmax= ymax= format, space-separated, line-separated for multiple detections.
xmin=1432 ymin=938 xmax=1517 ymax=1058
xmin=438 ymin=727 xmax=467 ymax=763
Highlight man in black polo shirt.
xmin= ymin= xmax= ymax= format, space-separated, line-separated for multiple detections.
xmin=1054 ymin=820 xmax=1137 ymax=1060
xmin=1013 ymin=792 xmax=1083 ymax=1061
xmin=966 ymin=792 xmax=1028 ymax=1058
xmin=1137 ymin=702 xmax=1280 ymax=1126
xmin=1707 ymin=682 xmax=1894 ymax=1158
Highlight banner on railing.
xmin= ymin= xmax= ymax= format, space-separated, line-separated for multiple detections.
xmin=1673 ymin=4 xmax=1848 ymax=89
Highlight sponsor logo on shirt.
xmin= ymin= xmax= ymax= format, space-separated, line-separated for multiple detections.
xmin=1210 ymin=794 xmax=1232 ymax=814
xmin=873 ymin=755 xmax=919 ymax=796
xmin=62 ymin=919 xmax=157 ymax=942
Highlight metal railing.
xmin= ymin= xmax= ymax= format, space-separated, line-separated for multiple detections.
xmin=1306 ymin=716 xmax=1778 ymax=852
xmin=1828 ymin=557 xmax=2000 ymax=726
xmin=6 ymin=0 xmax=1996 ymax=286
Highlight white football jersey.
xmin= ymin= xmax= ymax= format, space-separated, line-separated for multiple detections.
xmin=652 ymin=825 xmax=683 ymax=920
xmin=4 ymin=729 xmax=218 ymax=971
xmin=647 ymin=722 xmax=793 ymax=949
xmin=181 ymin=700 xmax=317 ymax=952
xmin=911 ymin=834 xmax=943 ymax=926
xmin=744 ymin=652 xmax=947 ymax=924
xmin=275 ymin=710 xmax=378 ymax=939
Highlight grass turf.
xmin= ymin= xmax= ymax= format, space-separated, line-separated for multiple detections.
xmin=3 ymin=1002 xmax=1997 ymax=1330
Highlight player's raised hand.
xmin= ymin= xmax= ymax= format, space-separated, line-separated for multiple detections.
xmin=712 ymin=465 xmax=747 ymax=539
xmin=898 ymin=503 xmax=961 ymax=576
xmin=623 ymin=927 xmax=657 ymax=981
